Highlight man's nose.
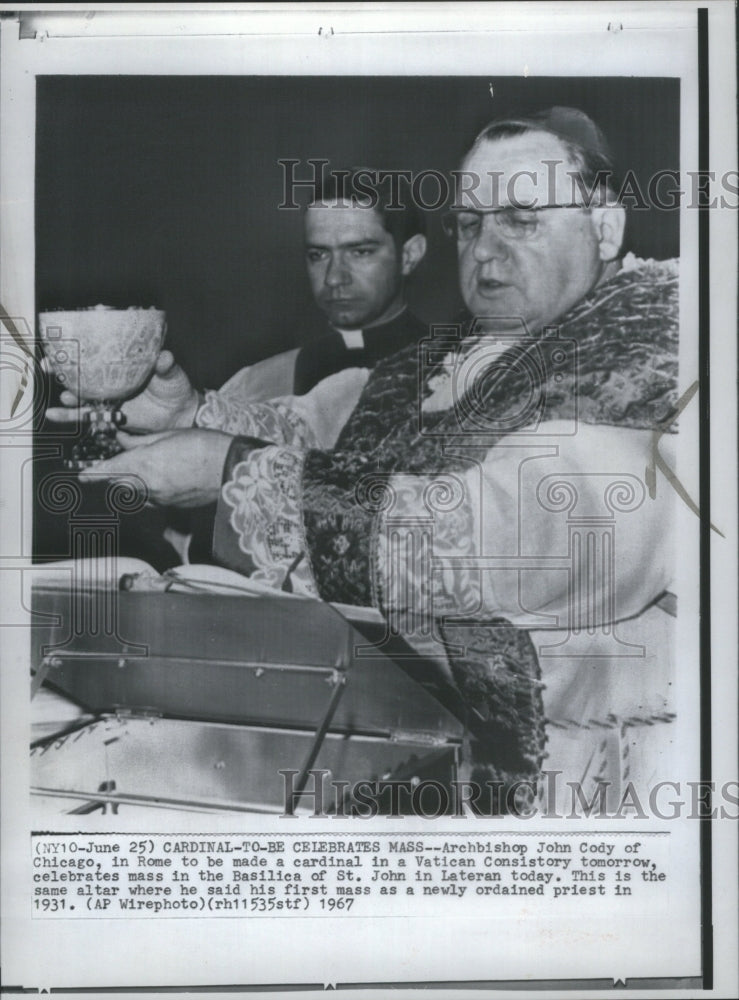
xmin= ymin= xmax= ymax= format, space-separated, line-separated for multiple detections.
xmin=471 ymin=216 xmax=509 ymax=263
xmin=324 ymin=253 xmax=351 ymax=287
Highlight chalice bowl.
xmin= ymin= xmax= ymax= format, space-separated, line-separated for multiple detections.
xmin=39 ymin=305 xmax=167 ymax=469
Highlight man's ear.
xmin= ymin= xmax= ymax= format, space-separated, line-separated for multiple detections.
xmin=592 ymin=205 xmax=626 ymax=262
xmin=400 ymin=234 xmax=427 ymax=276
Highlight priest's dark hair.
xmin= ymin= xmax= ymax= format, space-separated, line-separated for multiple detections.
xmin=310 ymin=166 xmax=427 ymax=249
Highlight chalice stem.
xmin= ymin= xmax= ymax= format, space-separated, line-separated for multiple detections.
xmin=68 ymin=403 xmax=125 ymax=470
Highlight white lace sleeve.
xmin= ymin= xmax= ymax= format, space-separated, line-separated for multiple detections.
xmin=197 ymin=367 xmax=369 ymax=449
xmin=196 ymin=394 xmax=320 ymax=448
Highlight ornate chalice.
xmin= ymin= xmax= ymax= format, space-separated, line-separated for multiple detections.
xmin=39 ymin=305 xmax=167 ymax=469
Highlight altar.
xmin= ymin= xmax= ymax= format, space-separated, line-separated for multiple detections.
xmin=30 ymin=563 xmax=465 ymax=816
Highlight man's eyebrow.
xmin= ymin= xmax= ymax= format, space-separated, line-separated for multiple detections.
xmin=305 ymin=238 xmax=384 ymax=250
xmin=456 ymin=203 xmax=537 ymax=212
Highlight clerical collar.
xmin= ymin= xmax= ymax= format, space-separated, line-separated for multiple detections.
xmin=334 ymin=305 xmax=408 ymax=349
xmin=336 ymin=329 xmax=364 ymax=349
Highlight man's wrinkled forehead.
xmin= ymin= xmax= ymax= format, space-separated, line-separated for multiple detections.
xmin=456 ymin=131 xmax=582 ymax=208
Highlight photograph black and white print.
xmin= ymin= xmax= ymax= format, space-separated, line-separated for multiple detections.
xmin=1 ymin=5 xmax=736 ymax=996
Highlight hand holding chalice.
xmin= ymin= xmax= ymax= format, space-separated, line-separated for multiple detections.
xmin=39 ymin=305 xmax=168 ymax=468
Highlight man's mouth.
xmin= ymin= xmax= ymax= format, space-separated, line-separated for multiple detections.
xmin=476 ymin=279 xmax=509 ymax=296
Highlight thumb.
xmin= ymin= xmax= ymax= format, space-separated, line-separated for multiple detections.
xmin=153 ymin=350 xmax=178 ymax=377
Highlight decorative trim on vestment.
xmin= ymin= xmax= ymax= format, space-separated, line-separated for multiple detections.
xmin=374 ymin=472 xmax=481 ymax=624
xmin=441 ymin=619 xmax=547 ymax=815
xmin=197 ymin=392 xmax=318 ymax=447
xmin=220 ymin=445 xmax=318 ymax=596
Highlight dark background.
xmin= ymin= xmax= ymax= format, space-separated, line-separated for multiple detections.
xmin=34 ymin=75 xmax=679 ymax=561
xmin=36 ymin=75 xmax=679 ymax=389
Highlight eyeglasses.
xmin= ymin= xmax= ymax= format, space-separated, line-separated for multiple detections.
xmin=441 ymin=204 xmax=589 ymax=243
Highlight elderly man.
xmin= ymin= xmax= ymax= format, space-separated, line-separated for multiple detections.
xmin=78 ymin=108 xmax=679 ymax=814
